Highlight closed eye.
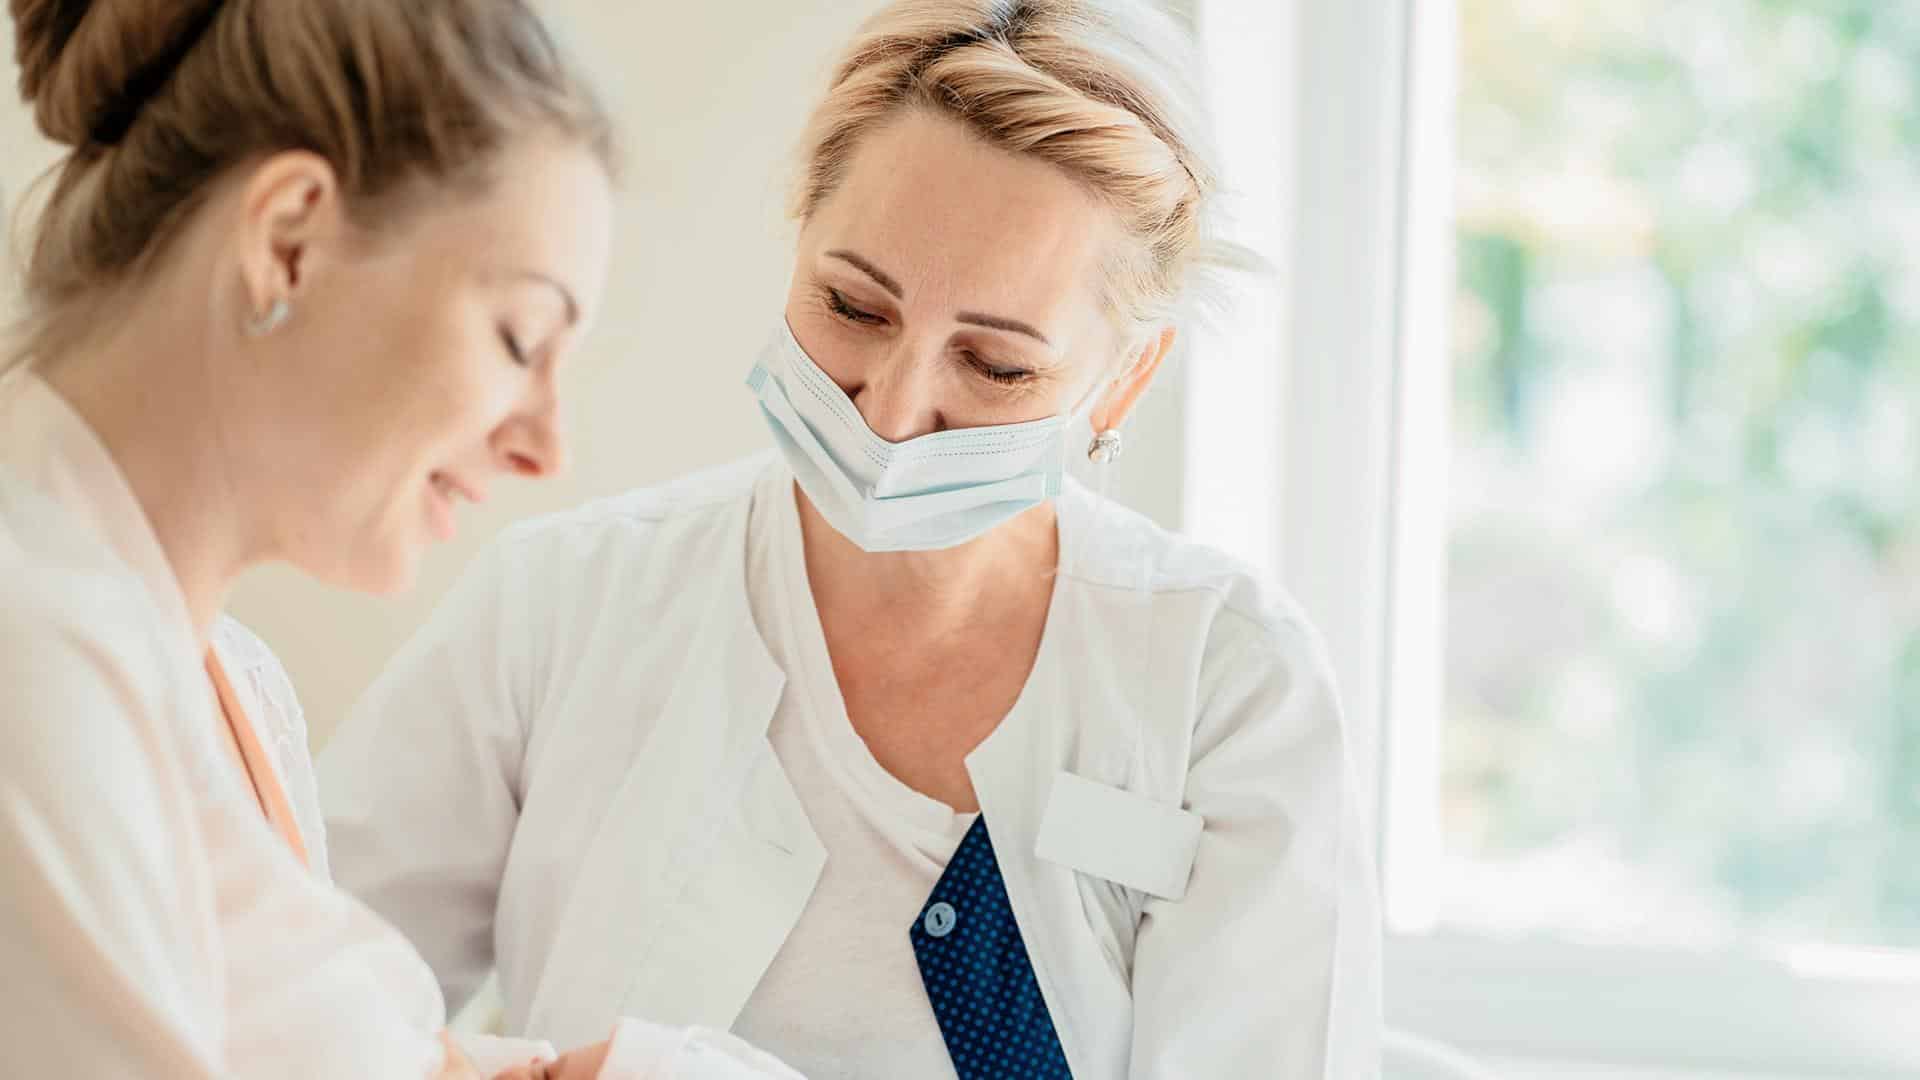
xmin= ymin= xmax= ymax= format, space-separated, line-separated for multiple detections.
xmin=823 ymin=287 xmax=886 ymax=326
xmin=501 ymin=328 xmax=530 ymax=367
xmin=964 ymin=351 xmax=1034 ymax=385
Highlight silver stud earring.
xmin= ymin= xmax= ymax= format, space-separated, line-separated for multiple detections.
xmin=245 ymin=297 xmax=291 ymax=337
xmin=1087 ymin=428 xmax=1124 ymax=465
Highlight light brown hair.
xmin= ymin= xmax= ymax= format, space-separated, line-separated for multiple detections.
xmin=7 ymin=0 xmax=615 ymax=369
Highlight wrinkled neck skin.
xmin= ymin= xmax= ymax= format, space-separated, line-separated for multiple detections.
xmin=793 ymin=481 xmax=1059 ymax=644
xmin=37 ymin=271 xmax=261 ymax=650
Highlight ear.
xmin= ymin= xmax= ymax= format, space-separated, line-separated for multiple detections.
xmin=232 ymin=151 xmax=343 ymax=319
xmin=1089 ymin=325 xmax=1177 ymax=433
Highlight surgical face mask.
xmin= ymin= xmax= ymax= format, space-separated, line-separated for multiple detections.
xmin=748 ymin=320 xmax=1088 ymax=553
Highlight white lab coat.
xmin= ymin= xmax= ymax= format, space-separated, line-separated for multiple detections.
xmin=204 ymin=621 xmax=789 ymax=1078
xmin=323 ymin=455 xmax=1383 ymax=1078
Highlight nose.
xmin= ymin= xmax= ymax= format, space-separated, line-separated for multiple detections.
xmin=853 ymin=342 xmax=943 ymax=443
xmin=494 ymin=381 xmax=569 ymax=479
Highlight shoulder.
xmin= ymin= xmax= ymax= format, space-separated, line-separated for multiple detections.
xmin=0 ymin=468 xmax=218 ymax=791
xmin=490 ymin=452 xmax=772 ymax=575
xmin=1059 ymin=480 xmax=1324 ymax=653
xmin=1055 ymin=483 xmax=1344 ymax=770
xmin=0 ymin=550 xmax=181 ymax=709
xmin=0 ymin=559 xmax=190 ymax=810
xmin=426 ymin=454 xmax=774 ymax=662
xmin=0 ymin=471 xmax=209 ymax=882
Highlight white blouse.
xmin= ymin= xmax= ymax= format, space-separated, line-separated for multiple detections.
xmin=0 ymin=371 xmax=804 ymax=1080
xmin=0 ymin=372 xmax=448 ymax=1078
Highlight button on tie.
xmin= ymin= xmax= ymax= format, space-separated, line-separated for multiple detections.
xmin=910 ymin=817 xmax=1072 ymax=1077
xmin=924 ymin=901 xmax=957 ymax=938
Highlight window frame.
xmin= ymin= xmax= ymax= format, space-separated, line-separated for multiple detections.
xmin=1186 ymin=0 xmax=1920 ymax=1074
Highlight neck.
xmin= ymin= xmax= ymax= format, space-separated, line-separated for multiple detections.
xmin=795 ymin=482 xmax=1058 ymax=636
xmin=39 ymin=293 xmax=256 ymax=648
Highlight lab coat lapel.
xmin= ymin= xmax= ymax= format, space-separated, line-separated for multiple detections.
xmin=965 ymin=601 xmax=1108 ymax=1077
xmin=963 ymin=562 xmax=1161 ymax=1079
xmin=524 ymin=501 xmax=824 ymax=1048
xmin=615 ymin=734 xmax=824 ymax=1031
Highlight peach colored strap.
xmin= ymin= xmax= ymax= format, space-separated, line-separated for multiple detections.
xmin=206 ymin=651 xmax=310 ymax=869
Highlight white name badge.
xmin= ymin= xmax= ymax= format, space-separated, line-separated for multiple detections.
xmin=1033 ymin=770 xmax=1203 ymax=902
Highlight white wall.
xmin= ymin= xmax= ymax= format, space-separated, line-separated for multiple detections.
xmin=2 ymin=3 xmax=1188 ymax=744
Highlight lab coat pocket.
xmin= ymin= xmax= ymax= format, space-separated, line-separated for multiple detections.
xmin=1033 ymin=770 xmax=1204 ymax=985
xmin=1034 ymin=770 xmax=1203 ymax=901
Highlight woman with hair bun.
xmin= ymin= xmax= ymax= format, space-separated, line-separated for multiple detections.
xmin=0 ymin=1 xmax=797 ymax=1076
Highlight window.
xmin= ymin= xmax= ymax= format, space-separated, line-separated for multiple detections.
xmin=1428 ymin=0 xmax=1920 ymax=960
xmin=1191 ymin=0 xmax=1920 ymax=1073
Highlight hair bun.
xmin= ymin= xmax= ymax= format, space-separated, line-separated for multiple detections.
xmin=11 ymin=0 xmax=226 ymax=147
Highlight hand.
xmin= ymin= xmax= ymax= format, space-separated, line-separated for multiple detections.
xmin=541 ymin=1039 xmax=612 ymax=1080
xmin=434 ymin=1031 xmax=485 ymax=1080
xmin=488 ymin=1040 xmax=610 ymax=1080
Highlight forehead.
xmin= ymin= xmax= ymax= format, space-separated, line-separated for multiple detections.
xmin=815 ymin=109 xmax=1118 ymax=325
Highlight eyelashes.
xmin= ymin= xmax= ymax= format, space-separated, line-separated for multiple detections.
xmin=966 ymin=353 xmax=1032 ymax=385
xmin=821 ymin=286 xmax=885 ymax=326
xmin=817 ymin=285 xmax=1035 ymax=387
xmin=501 ymin=328 xmax=531 ymax=367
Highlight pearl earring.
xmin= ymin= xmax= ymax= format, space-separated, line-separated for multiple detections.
xmin=245 ymin=297 xmax=292 ymax=337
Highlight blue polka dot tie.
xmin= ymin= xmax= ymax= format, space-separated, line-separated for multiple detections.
xmin=911 ymin=816 xmax=1075 ymax=1078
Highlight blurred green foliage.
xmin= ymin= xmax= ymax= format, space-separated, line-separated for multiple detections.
xmin=1448 ymin=0 xmax=1920 ymax=946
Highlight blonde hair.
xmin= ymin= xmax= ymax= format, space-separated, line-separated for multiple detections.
xmin=794 ymin=0 xmax=1237 ymax=332
xmin=6 ymin=0 xmax=614 ymax=370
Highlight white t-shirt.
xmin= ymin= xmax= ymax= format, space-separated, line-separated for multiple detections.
xmin=731 ymin=481 xmax=976 ymax=1079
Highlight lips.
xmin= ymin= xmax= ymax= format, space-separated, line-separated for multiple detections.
xmin=426 ymin=471 xmax=485 ymax=542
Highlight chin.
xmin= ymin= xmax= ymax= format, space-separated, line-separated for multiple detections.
xmin=314 ymin=544 xmax=422 ymax=597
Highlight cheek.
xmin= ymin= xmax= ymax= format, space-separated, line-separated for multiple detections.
xmin=355 ymin=308 xmax=517 ymax=468
xmin=295 ymin=277 xmax=444 ymax=422
xmin=413 ymin=326 xmax=521 ymax=439
xmin=786 ymin=301 xmax=871 ymax=391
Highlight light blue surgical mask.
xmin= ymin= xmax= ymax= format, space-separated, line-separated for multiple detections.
xmin=748 ymin=321 xmax=1088 ymax=552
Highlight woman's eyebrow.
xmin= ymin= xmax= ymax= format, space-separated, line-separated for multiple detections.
xmin=826 ymin=249 xmax=1051 ymax=344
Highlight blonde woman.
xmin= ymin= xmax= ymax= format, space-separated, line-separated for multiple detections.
xmin=326 ymin=1 xmax=1382 ymax=1076
xmin=0 ymin=1 xmax=799 ymax=1077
